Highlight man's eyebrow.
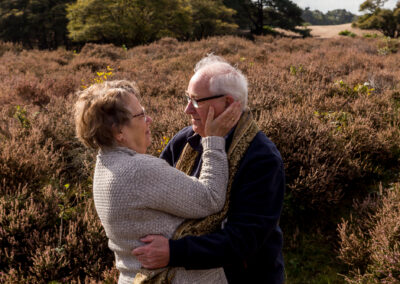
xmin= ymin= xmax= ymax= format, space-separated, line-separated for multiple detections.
xmin=185 ymin=91 xmax=199 ymax=98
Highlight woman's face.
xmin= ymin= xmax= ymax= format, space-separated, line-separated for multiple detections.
xmin=116 ymin=94 xmax=152 ymax=153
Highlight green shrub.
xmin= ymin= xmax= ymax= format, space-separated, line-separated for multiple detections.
xmin=339 ymin=30 xmax=357 ymax=37
xmin=377 ymin=37 xmax=399 ymax=55
xmin=363 ymin=33 xmax=379 ymax=38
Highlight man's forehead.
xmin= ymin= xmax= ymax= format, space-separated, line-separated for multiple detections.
xmin=188 ymin=74 xmax=210 ymax=98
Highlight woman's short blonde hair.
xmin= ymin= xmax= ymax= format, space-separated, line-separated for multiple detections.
xmin=74 ymin=80 xmax=140 ymax=149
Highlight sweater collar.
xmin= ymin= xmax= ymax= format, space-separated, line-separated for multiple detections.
xmin=99 ymin=146 xmax=137 ymax=156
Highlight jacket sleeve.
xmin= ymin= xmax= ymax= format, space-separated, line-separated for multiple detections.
xmin=168 ymin=150 xmax=285 ymax=269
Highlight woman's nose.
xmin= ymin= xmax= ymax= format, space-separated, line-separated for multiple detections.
xmin=145 ymin=115 xmax=152 ymax=124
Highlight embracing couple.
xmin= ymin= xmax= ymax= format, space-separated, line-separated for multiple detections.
xmin=74 ymin=54 xmax=285 ymax=284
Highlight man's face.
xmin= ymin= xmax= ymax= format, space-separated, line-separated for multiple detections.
xmin=185 ymin=74 xmax=230 ymax=137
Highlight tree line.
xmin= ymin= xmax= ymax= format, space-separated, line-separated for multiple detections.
xmin=302 ymin=8 xmax=356 ymax=25
xmin=354 ymin=0 xmax=400 ymax=38
xmin=1 ymin=0 xmax=399 ymax=50
xmin=0 ymin=0 xmax=306 ymax=49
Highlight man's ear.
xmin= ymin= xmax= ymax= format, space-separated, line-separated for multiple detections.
xmin=225 ymin=96 xmax=235 ymax=108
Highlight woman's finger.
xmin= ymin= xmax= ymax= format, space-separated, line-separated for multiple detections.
xmin=205 ymin=106 xmax=215 ymax=129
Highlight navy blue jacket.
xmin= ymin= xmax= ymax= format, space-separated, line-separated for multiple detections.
xmin=160 ymin=126 xmax=285 ymax=284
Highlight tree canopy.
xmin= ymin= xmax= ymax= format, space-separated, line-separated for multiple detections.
xmin=67 ymin=0 xmax=193 ymax=46
xmin=302 ymin=8 xmax=356 ymax=25
xmin=0 ymin=0 xmax=314 ymax=48
xmin=224 ymin=0 xmax=306 ymax=36
xmin=67 ymin=0 xmax=237 ymax=46
xmin=0 ymin=0 xmax=74 ymax=49
xmin=354 ymin=0 xmax=400 ymax=38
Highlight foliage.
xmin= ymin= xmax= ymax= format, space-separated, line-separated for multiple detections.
xmin=284 ymin=232 xmax=346 ymax=283
xmin=67 ymin=0 xmax=192 ymax=46
xmin=0 ymin=36 xmax=399 ymax=281
xmin=67 ymin=0 xmax=237 ymax=46
xmin=190 ymin=0 xmax=238 ymax=40
xmin=223 ymin=0 xmax=307 ymax=36
xmin=81 ymin=66 xmax=114 ymax=89
xmin=339 ymin=30 xmax=357 ymax=37
xmin=355 ymin=0 xmax=400 ymax=38
xmin=377 ymin=36 xmax=399 ymax=55
xmin=363 ymin=33 xmax=379 ymax=38
xmin=0 ymin=0 xmax=74 ymax=49
xmin=338 ymin=183 xmax=400 ymax=283
xmin=302 ymin=8 xmax=356 ymax=25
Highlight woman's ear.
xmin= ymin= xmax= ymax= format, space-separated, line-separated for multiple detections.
xmin=112 ymin=125 xmax=124 ymax=144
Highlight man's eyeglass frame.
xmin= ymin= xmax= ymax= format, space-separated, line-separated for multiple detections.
xmin=185 ymin=92 xmax=225 ymax=108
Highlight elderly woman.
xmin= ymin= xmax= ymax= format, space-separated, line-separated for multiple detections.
xmin=74 ymin=80 xmax=241 ymax=284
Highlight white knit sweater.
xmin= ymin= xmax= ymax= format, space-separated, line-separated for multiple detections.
xmin=93 ymin=136 xmax=228 ymax=284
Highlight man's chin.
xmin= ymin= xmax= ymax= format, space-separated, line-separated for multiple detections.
xmin=192 ymin=125 xmax=205 ymax=137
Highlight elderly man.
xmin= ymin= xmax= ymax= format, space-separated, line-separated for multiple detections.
xmin=133 ymin=55 xmax=285 ymax=283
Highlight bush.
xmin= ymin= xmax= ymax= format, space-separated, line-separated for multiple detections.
xmin=0 ymin=35 xmax=399 ymax=281
xmin=339 ymin=30 xmax=357 ymax=37
xmin=0 ymin=41 xmax=23 ymax=57
xmin=338 ymin=183 xmax=400 ymax=283
xmin=80 ymin=43 xmax=127 ymax=61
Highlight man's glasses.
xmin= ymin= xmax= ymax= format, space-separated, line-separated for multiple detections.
xmin=185 ymin=92 xmax=225 ymax=108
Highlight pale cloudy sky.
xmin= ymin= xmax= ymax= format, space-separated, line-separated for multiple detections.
xmin=292 ymin=0 xmax=398 ymax=14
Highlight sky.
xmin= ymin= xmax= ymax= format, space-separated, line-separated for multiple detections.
xmin=292 ymin=0 xmax=398 ymax=15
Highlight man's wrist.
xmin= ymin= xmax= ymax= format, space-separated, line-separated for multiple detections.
xmin=168 ymin=238 xmax=186 ymax=267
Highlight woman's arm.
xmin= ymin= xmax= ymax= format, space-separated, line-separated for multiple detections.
xmin=134 ymin=136 xmax=228 ymax=219
xmin=135 ymin=102 xmax=242 ymax=218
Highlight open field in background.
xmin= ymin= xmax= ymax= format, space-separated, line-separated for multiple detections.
xmin=0 ymin=35 xmax=399 ymax=283
xmin=276 ymin=23 xmax=382 ymax=38
xmin=308 ymin=23 xmax=382 ymax=38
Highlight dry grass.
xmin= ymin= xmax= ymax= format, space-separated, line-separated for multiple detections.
xmin=308 ymin=23 xmax=382 ymax=38
xmin=0 ymin=35 xmax=399 ymax=282
xmin=338 ymin=183 xmax=400 ymax=283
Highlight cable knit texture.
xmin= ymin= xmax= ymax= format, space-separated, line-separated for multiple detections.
xmin=92 ymin=136 xmax=228 ymax=284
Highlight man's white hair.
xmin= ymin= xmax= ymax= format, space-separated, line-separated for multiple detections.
xmin=194 ymin=54 xmax=248 ymax=109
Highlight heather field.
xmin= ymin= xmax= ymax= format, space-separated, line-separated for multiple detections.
xmin=1 ymin=35 xmax=400 ymax=283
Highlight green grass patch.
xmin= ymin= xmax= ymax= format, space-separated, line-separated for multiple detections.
xmin=339 ymin=30 xmax=356 ymax=37
xmin=284 ymin=233 xmax=346 ymax=284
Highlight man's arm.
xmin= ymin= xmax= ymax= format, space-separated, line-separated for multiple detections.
xmin=134 ymin=142 xmax=285 ymax=269
xmin=168 ymin=151 xmax=285 ymax=269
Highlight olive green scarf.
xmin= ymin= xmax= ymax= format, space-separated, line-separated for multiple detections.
xmin=133 ymin=109 xmax=259 ymax=284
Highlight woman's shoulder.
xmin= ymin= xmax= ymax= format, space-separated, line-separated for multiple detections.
xmin=97 ymin=147 xmax=163 ymax=171
xmin=96 ymin=148 xmax=170 ymax=184
xmin=133 ymin=153 xmax=170 ymax=173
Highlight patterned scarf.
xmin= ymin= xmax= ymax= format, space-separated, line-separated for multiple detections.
xmin=133 ymin=109 xmax=259 ymax=284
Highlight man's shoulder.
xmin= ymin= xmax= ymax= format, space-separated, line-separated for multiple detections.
xmin=247 ymin=131 xmax=283 ymax=164
xmin=168 ymin=126 xmax=195 ymax=150
xmin=172 ymin=126 xmax=195 ymax=142
xmin=160 ymin=126 xmax=194 ymax=164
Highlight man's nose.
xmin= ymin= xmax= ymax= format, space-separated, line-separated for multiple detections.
xmin=184 ymin=101 xmax=196 ymax=114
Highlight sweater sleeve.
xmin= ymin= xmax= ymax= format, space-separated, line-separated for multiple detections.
xmin=135 ymin=136 xmax=228 ymax=219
